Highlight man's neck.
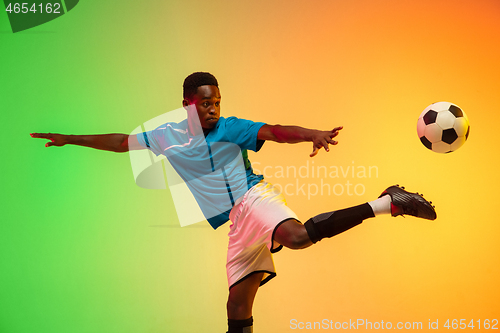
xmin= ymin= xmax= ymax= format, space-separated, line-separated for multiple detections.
xmin=203 ymin=128 xmax=212 ymax=136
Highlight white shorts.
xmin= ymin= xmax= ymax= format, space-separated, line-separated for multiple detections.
xmin=226 ymin=181 xmax=298 ymax=289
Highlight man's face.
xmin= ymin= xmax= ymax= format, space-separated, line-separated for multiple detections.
xmin=184 ymin=85 xmax=221 ymax=131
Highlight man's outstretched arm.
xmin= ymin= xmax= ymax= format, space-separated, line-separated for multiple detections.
xmin=30 ymin=133 xmax=145 ymax=152
xmin=257 ymin=124 xmax=343 ymax=157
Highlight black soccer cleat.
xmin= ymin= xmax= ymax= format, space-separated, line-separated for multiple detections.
xmin=379 ymin=185 xmax=437 ymax=220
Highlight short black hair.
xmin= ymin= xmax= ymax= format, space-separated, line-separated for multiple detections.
xmin=183 ymin=72 xmax=219 ymax=100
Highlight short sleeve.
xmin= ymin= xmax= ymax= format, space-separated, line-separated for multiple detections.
xmin=135 ymin=130 xmax=164 ymax=156
xmin=223 ymin=117 xmax=266 ymax=152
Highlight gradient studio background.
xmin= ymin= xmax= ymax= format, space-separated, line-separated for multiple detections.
xmin=1 ymin=0 xmax=499 ymax=332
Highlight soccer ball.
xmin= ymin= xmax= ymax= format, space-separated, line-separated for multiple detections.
xmin=417 ymin=102 xmax=470 ymax=153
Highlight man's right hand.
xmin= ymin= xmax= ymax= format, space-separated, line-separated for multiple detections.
xmin=30 ymin=133 xmax=67 ymax=147
xmin=30 ymin=132 xmax=142 ymax=152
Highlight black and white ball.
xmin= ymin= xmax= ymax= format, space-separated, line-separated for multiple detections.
xmin=417 ymin=102 xmax=470 ymax=153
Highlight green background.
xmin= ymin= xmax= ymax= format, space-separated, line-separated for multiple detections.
xmin=1 ymin=2 xmax=229 ymax=332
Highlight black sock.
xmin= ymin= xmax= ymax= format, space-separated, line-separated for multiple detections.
xmin=304 ymin=203 xmax=375 ymax=243
xmin=227 ymin=317 xmax=253 ymax=333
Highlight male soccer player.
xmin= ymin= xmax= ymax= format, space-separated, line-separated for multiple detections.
xmin=32 ymin=72 xmax=436 ymax=333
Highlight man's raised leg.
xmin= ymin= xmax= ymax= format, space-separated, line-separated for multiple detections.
xmin=274 ymin=202 xmax=374 ymax=247
xmin=274 ymin=185 xmax=437 ymax=247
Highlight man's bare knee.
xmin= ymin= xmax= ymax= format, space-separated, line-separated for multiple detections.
xmin=287 ymin=232 xmax=312 ymax=249
xmin=274 ymin=219 xmax=313 ymax=250
xmin=227 ymin=298 xmax=251 ymax=320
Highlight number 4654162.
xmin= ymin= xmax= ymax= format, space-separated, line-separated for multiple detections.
xmin=5 ymin=3 xmax=61 ymax=14
xmin=443 ymin=319 xmax=498 ymax=330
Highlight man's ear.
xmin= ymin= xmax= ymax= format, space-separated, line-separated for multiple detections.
xmin=182 ymin=99 xmax=189 ymax=108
